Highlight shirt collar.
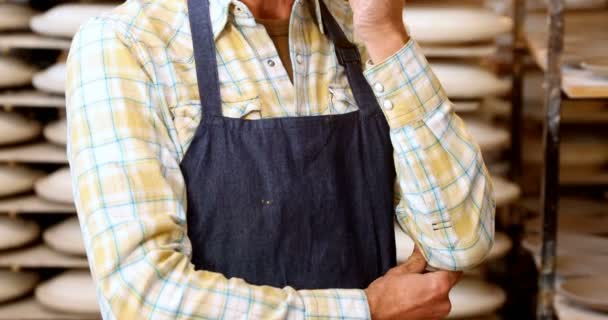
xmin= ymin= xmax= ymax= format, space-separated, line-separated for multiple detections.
xmin=207 ymin=0 xmax=326 ymax=41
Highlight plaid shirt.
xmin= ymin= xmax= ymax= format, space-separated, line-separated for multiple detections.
xmin=65 ymin=0 xmax=495 ymax=319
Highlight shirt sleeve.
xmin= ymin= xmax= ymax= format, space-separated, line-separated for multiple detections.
xmin=66 ymin=17 xmax=370 ymax=320
xmin=361 ymin=40 xmax=496 ymax=271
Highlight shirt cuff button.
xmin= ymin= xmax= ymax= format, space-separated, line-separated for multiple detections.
xmin=373 ymin=82 xmax=384 ymax=94
xmin=382 ymin=99 xmax=393 ymax=110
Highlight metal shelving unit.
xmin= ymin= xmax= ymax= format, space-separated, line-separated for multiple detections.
xmin=512 ymin=0 xmax=608 ymax=319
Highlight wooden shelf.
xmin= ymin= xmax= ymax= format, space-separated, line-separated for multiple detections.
xmin=525 ymin=12 xmax=608 ymax=99
xmin=0 ymin=33 xmax=71 ymax=51
xmin=524 ymin=99 xmax=608 ymax=123
xmin=0 ymin=142 xmax=67 ymax=164
xmin=0 ymin=243 xmax=88 ymax=269
xmin=0 ymin=90 xmax=64 ymax=108
xmin=0 ymin=297 xmax=99 ymax=320
xmin=0 ymin=194 xmax=75 ymax=215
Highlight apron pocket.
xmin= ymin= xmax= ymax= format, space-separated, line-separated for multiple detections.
xmin=328 ymin=84 xmax=358 ymax=114
xmin=222 ymin=95 xmax=262 ymax=119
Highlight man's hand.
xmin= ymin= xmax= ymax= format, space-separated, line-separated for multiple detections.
xmin=364 ymin=247 xmax=463 ymax=320
xmin=347 ymin=0 xmax=410 ymax=63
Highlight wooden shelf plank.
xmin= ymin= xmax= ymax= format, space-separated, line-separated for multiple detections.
xmin=0 ymin=194 xmax=75 ymax=214
xmin=0 ymin=243 xmax=87 ymax=269
xmin=0 ymin=33 xmax=71 ymax=51
xmin=525 ymin=11 xmax=608 ymax=99
xmin=0 ymin=297 xmax=99 ymax=320
xmin=0 ymin=90 xmax=64 ymax=108
xmin=0 ymin=142 xmax=67 ymax=164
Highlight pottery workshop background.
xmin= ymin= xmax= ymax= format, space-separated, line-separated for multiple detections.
xmin=0 ymin=0 xmax=607 ymax=319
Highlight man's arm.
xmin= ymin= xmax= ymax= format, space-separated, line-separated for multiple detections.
xmin=66 ymin=17 xmax=370 ymax=319
xmin=351 ymin=0 xmax=496 ymax=271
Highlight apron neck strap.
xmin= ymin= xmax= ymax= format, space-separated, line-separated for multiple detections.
xmin=187 ymin=0 xmax=382 ymax=117
xmin=188 ymin=0 xmax=223 ymax=117
xmin=317 ymin=1 xmax=381 ymax=116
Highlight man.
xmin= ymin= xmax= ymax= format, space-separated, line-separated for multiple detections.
xmin=65 ymin=0 xmax=496 ymax=319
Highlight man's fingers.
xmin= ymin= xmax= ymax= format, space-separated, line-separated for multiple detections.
xmin=425 ymin=270 xmax=463 ymax=291
xmin=390 ymin=246 xmax=427 ymax=275
xmin=447 ymin=271 xmax=463 ymax=286
xmin=401 ymin=248 xmax=426 ymax=273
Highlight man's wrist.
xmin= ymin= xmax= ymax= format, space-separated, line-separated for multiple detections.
xmin=360 ymin=27 xmax=410 ymax=65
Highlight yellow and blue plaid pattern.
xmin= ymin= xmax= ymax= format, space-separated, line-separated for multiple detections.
xmin=65 ymin=0 xmax=495 ymax=318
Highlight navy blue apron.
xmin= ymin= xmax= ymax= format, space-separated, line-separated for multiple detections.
xmin=180 ymin=0 xmax=397 ymax=290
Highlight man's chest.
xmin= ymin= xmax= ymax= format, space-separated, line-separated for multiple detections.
xmin=147 ymin=8 xmax=362 ymax=153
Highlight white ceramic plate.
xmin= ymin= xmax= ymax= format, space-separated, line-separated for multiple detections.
xmin=0 ymin=270 xmax=39 ymax=303
xmin=43 ymin=118 xmax=67 ymax=146
xmin=487 ymin=232 xmax=512 ymax=261
xmin=558 ymin=276 xmax=608 ymax=312
xmin=35 ymin=270 xmax=99 ymax=315
xmin=492 ymin=176 xmax=521 ymax=207
xmin=581 ymin=57 xmax=608 ymax=77
xmin=43 ymin=216 xmax=85 ymax=256
xmin=0 ymin=111 xmax=42 ymax=146
xmin=0 ymin=4 xmax=36 ymax=31
xmin=32 ymin=63 xmax=66 ymax=94
xmin=555 ymin=295 xmax=608 ymax=320
xmin=431 ymin=63 xmax=511 ymax=99
xmin=523 ymin=233 xmax=608 ymax=255
xmin=29 ymin=4 xmax=116 ymax=38
xmin=404 ymin=6 xmax=512 ymax=44
xmin=0 ymin=56 xmax=37 ymax=88
xmin=0 ymin=216 xmax=40 ymax=251
xmin=0 ymin=164 xmax=46 ymax=197
xmin=34 ymin=167 xmax=73 ymax=204
xmin=448 ymin=277 xmax=506 ymax=318
xmin=463 ymin=118 xmax=510 ymax=152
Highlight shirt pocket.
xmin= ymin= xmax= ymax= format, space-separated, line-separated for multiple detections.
xmin=328 ymin=83 xmax=358 ymax=115
xmin=222 ymin=95 xmax=262 ymax=120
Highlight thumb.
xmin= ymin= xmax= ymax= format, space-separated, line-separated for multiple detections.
xmin=397 ymin=246 xmax=427 ymax=274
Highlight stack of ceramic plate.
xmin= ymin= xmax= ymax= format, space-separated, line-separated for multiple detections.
xmin=0 ymin=216 xmax=41 ymax=305
xmin=0 ymin=2 xmax=114 ymax=318
xmin=522 ymin=196 xmax=608 ymax=281
xmin=401 ymin=2 xmax=516 ymax=318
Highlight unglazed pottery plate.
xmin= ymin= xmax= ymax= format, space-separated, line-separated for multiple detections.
xmin=0 ymin=270 xmax=39 ymax=303
xmin=0 ymin=110 xmax=42 ymax=146
xmin=581 ymin=57 xmax=608 ymax=77
xmin=43 ymin=118 xmax=67 ymax=146
xmin=34 ymin=167 xmax=73 ymax=204
xmin=43 ymin=216 xmax=85 ymax=256
xmin=404 ymin=6 xmax=512 ymax=44
xmin=35 ymin=270 xmax=99 ymax=315
xmin=0 ymin=164 xmax=45 ymax=197
xmin=0 ymin=216 xmax=40 ymax=251
xmin=448 ymin=277 xmax=506 ymax=318
xmin=558 ymin=276 xmax=608 ymax=312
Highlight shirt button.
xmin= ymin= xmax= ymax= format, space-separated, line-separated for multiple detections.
xmin=267 ymin=59 xmax=276 ymax=67
xmin=373 ymin=82 xmax=384 ymax=93
xmin=383 ymin=99 xmax=393 ymax=110
xmin=295 ymin=54 xmax=303 ymax=64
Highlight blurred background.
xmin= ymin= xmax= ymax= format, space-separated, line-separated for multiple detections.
xmin=0 ymin=0 xmax=606 ymax=319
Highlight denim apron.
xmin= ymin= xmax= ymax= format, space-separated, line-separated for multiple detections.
xmin=180 ymin=0 xmax=397 ymax=290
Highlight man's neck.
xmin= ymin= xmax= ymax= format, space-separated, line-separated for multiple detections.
xmin=240 ymin=0 xmax=295 ymax=19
